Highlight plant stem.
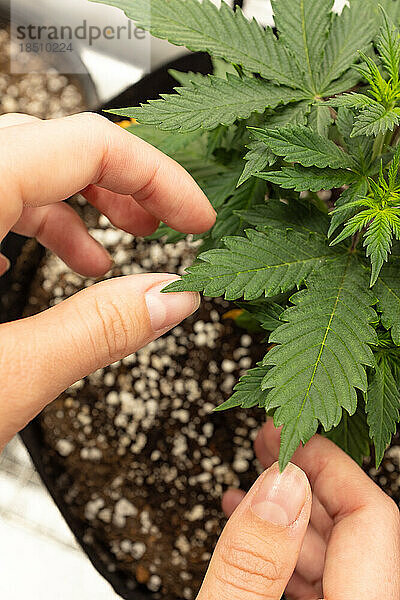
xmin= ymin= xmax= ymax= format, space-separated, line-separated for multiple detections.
xmin=372 ymin=133 xmax=385 ymax=162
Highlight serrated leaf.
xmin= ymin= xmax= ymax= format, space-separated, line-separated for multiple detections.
xmin=307 ymin=103 xmax=333 ymax=137
xmin=265 ymin=100 xmax=311 ymax=128
xmin=238 ymin=141 xmax=276 ymax=187
xmin=110 ymin=74 xmax=307 ymax=132
xmin=168 ymin=69 xmax=208 ymax=87
xmin=212 ymin=178 xmax=267 ymax=239
xmin=379 ymin=0 xmax=400 ymax=24
xmin=325 ymin=93 xmax=378 ymax=109
xmin=271 ymin=0 xmax=333 ymax=93
xmin=258 ymin=165 xmax=357 ymax=192
xmin=250 ymin=125 xmax=356 ymax=169
xmin=336 ymin=108 xmax=374 ymax=173
xmin=364 ymin=209 xmax=400 ymax=285
xmin=92 ymin=0 xmax=303 ymax=88
xmin=262 ymin=256 xmax=378 ymax=469
xmin=238 ymin=197 xmax=330 ymax=238
xmin=377 ymin=6 xmax=400 ymax=85
xmin=325 ymin=404 xmax=370 ymax=465
xmin=215 ymin=365 xmax=271 ymax=411
xmin=201 ymin=164 xmax=242 ymax=209
xmin=352 ymin=104 xmax=400 ymax=137
xmin=319 ymin=0 xmax=377 ymax=94
xmin=239 ymin=301 xmax=284 ymax=332
xmin=374 ymin=257 xmax=400 ymax=344
xmin=328 ymin=178 xmax=369 ymax=238
xmin=366 ymin=355 xmax=400 ymax=466
xmin=164 ymin=227 xmax=336 ymax=301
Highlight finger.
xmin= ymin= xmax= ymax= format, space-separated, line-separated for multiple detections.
xmin=82 ymin=184 xmax=159 ymax=237
xmin=12 ymin=203 xmax=112 ymax=277
xmin=197 ymin=462 xmax=312 ymax=600
xmin=223 ymin=486 xmax=325 ymax=586
xmin=222 ymin=488 xmax=246 ymax=518
xmin=0 ymin=273 xmax=200 ymax=449
xmin=258 ymin=422 xmax=333 ymax=541
xmin=0 ymin=113 xmax=40 ymax=128
xmin=285 ymin=572 xmax=320 ymax=600
xmin=0 ymin=112 xmax=216 ymax=241
xmin=0 ymin=254 xmax=10 ymax=276
xmin=261 ymin=421 xmax=400 ymax=599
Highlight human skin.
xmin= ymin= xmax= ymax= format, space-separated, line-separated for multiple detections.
xmin=0 ymin=112 xmax=399 ymax=600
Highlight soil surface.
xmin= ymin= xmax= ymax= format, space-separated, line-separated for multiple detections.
xmin=23 ymin=200 xmax=400 ymax=599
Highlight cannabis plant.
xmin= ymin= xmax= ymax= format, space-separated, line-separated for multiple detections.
xmin=93 ymin=0 xmax=400 ymax=469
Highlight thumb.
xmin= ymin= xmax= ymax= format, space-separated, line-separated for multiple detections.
xmin=0 ymin=273 xmax=199 ymax=448
xmin=197 ymin=462 xmax=312 ymax=600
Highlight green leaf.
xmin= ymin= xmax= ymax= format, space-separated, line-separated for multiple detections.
xmin=258 ymin=165 xmax=357 ymax=192
xmin=238 ymin=141 xmax=276 ymax=187
xmin=377 ymin=6 xmax=400 ymax=86
xmin=319 ymin=0 xmax=377 ymax=94
xmin=110 ymin=74 xmax=307 ymax=132
xmin=352 ymin=104 xmax=400 ymax=137
xmin=168 ymin=69 xmax=209 ymax=87
xmin=262 ymin=256 xmax=378 ymax=469
xmin=164 ymin=227 xmax=336 ymax=301
xmin=212 ymin=178 xmax=267 ymax=239
xmin=336 ymin=108 xmax=374 ymax=173
xmin=325 ymin=93 xmax=378 ymax=109
xmin=366 ymin=355 xmax=400 ymax=466
xmin=307 ymin=103 xmax=333 ymax=137
xmin=201 ymin=164 xmax=242 ymax=209
xmin=364 ymin=209 xmax=400 ymax=285
xmin=325 ymin=404 xmax=370 ymax=465
xmin=328 ymin=178 xmax=369 ymax=238
xmin=374 ymin=257 xmax=400 ymax=344
xmin=92 ymin=0 xmax=303 ymax=88
xmin=215 ymin=365 xmax=271 ymax=411
xmin=379 ymin=0 xmax=400 ymax=24
xmin=250 ymin=125 xmax=356 ymax=169
xmin=146 ymin=223 xmax=186 ymax=243
xmin=239 ymin=301 xmax=285 ymax=332
xmin=238 ymin=197 xmax=330 ymax=238
xmin=271 ymin=0 xmax=334 ymax=93
xmin=265 ymin=100 xmax=311 ymax=128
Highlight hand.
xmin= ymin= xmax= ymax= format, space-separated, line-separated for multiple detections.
xmin=0 ymin=112 xmax=215 ymax=450
xmin=197 ymin=420 xmax=400 ymax=600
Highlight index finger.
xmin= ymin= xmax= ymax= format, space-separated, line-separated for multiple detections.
xmin=0 ymin=112 xmax=216 ymax=240
xmin=261 ymin=421 xmax=400 ymax=600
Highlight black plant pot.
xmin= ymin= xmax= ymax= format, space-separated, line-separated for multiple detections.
xmin=0 ymin=51 xmax=212 ymax=600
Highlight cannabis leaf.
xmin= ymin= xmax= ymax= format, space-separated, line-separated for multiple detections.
xmin=250 ymin=125 xmax=356 ymax=169
xmin=165 ymin=227 xmax=335 ymax=301
xmin=211 ymin=178 xmax=267 ymax=240
xmin=366 ymin=354 xmax=400 ymax=466
xmin=328 ymin=179 xmax=369 ymax=238
xmin=325 ymin=405 xmax=370 ymax=465
xmin=214 ymin=364 xmax=271 ymax=411
xmin=238 ymin=142 xmax=276 ymax=187
xmin=328 ymin=8 xmax=400 ymax=137
xmin=319 ymin=0 xmax=376 ymax=94
xmin=262 ymin=257 xmax=378 ymax=470
xmin=109 ymin=74 xmax=307 ymax=132
xmin=331 ymin=156 xmax=400 ymax=284
xmin=374 ymin=257 xmax=400 ymax=345
xmin=258 ymin=165 xmax=357 ymax=192
xmin=96 ymin=0 xmax=377 ymax=135
xmin=92 ymin=0 xmax=302 ymax=87
xmin=271 ymin=0 xmax=333 ymax=94
xmin=238 ymin=198 xmax=330 ymax=238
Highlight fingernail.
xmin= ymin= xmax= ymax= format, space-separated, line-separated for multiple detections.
xmin=0 ymin=254 xmax=10 ymax=275
xmin=251 ymin=462 xmax=308 ymax=526
xmin=145 ymin=277 xmax=200 ymax=332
